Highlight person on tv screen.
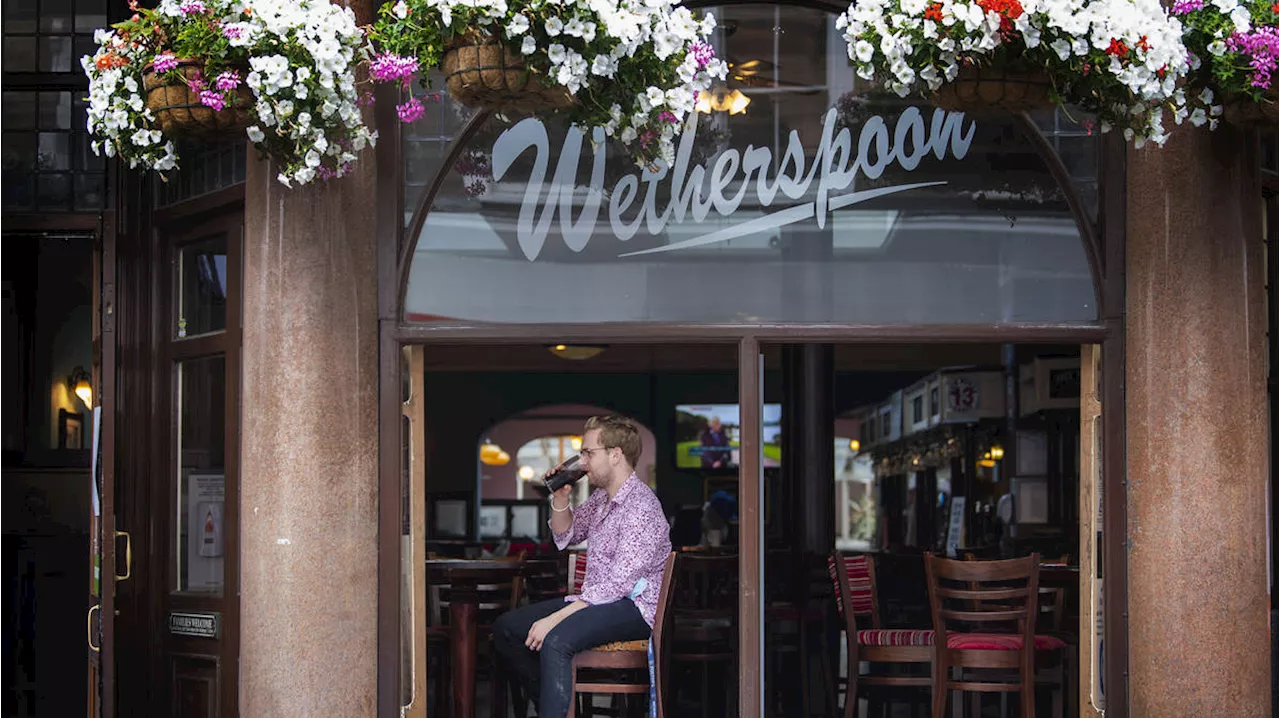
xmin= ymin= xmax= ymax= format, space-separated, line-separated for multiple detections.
xmin=699 ymin=416 xmax=731 ymax=469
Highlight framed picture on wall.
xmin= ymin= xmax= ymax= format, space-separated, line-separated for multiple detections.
xmin=58 ymin=408 xmax=84 ymax=449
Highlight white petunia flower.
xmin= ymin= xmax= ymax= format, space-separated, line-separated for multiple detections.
xmin=507 ymin=14 xmax=530 ymax=36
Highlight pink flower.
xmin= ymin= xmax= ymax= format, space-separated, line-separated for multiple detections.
xmin=199 ymin=90 xmax=226 ymax=111
xmin=215 ymin=70 xmax=241 ymax=91
xmin=1227 ymin=27 xmax=1279 ymax=91
xmin=688 ymin=41 xmax=715 ymax=69
xmin=151 ymin=53 xmax=179 ymax=73
xmin=222 ymin=24 xmax=243 ymax=40
xmin=659 ymin=111 xmax=679 ymax=124
xmin=396 ymin=97 xmax=425 ymax=123
xmin=179 ymin=0 xmax=207 ymax=15
xmin=186 ymin=71 xmax=206 ymax=91
xmin=370 ymin=53 xmax=419 ymax=83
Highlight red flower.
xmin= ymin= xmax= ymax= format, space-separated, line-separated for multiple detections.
xmin=1136 ymin=35 xmax=1150 ymax=52
xmin=94 ymin=52 xmax=128 ymax=70
xmin=977 ymin=0 xmax=1024 ymax=36
xmin=925 ymin=2 xmax=945 ymax=22
xmin=1106 ymin=38 xmax=1129 ymax=57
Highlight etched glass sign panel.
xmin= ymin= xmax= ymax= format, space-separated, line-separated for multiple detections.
xmin=404 ymin=5 xmax=1097 ymax=325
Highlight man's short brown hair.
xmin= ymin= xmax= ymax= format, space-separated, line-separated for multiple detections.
xmin=584 ymin=415 xmax=642 ymax=467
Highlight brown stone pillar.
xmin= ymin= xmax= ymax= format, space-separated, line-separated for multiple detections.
xmin=238 ymin=147 xmax=379 ymax=711
xmin=1125 ymin=128 xmax=1270 ymax=717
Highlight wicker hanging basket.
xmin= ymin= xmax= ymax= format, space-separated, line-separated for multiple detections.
xmin=931 ymin=65 xmax=1055 ymax=114
xmin=1222 ymin=88 xmax=1278 ymax=128
xmin=442 ymin=31 xmax=574 ymax=114
xmin=143 ymin=59 xmax=252 ymax=137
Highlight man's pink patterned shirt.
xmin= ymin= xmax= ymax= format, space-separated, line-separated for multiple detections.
xmin=551 ymin=473 xmax=671 ymax=627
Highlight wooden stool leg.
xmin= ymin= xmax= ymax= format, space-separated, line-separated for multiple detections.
xmin=931 ymin=664 xmax=948 ymax=718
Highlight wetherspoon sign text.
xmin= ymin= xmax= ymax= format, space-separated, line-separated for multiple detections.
xmin=489 ymin=107 xmax=977 ymax=261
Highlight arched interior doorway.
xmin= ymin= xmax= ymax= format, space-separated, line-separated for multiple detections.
xmin=478 ymin=404 xmax=657 ymax=502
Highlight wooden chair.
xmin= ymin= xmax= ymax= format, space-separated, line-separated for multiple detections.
xmin=828 ymin=552 xmax=933 ymax=718
xmin=522 ymin=554 xmax=569 ymax=605
xmin=669 ymin=552 xmax=738 ymax=718
xmin=569 ymin=550 xmax=588 ymax=594
xmin=924 ymin=552 xmax=1067 ymax=718
xmin=566 ymin=552 xmax=678 ymax=718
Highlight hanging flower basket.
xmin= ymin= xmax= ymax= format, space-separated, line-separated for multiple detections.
xmin=367 ymin=0 xmax=727 ymax=168
xmin=143 ymin=59 xmax=251 ymax=137
xmin=442 ymin=31 xmax=573 ymax=114
xmin=838 ymin=0 xmax=1192 ymax=148
xmin=931 ymin=65 xmax=1054 ymax=114
xmin=84 ymin=0 xmax=375 ymax=187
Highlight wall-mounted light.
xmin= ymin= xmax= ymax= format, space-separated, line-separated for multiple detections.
xmin=848 ymin=439 xmax=860 ymax=453
xmin=695 ymin=88 xmax=751 ymax=115
xmin=990 ymin=445 xmax=1005 ymax=460
xmin=547 ymin=344 xmax=607 ymax=361
xmin=480 ymin=440 xmax=511 ymax=466
xmin=517 ymin=465 xmax=536 ymax=481
xmin=67 ymin=366 xmax=92 ymax=408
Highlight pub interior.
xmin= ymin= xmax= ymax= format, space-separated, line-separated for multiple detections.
xmin=407 ymin=342 xmax=1086 ymax=718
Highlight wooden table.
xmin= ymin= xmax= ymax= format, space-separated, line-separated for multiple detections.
xmin=425 ymin=559 xmax=524 ymax=718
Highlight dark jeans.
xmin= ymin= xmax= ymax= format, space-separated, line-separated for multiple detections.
xmin=493 ymin=598 xmax=650 ymax=718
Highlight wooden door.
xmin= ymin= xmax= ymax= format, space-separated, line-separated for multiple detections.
xmin=88 ymin=217 xmax=119 ymax=717
xmin=153 ymin=210 xmax=243 ymax=718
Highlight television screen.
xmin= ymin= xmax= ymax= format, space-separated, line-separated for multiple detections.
xmin=675 ymin=403 xmax=782 ymax=470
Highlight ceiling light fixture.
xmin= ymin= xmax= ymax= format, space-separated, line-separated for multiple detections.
xmin=67 ymin=366 xmax=92 ymax=408
xmin=547 ymin=344 xmax=607 ymax=361
xmin=480 ymin=440 xmax=511 ymax=466
xmin=695 ymin=88 xmax=751 ymax=115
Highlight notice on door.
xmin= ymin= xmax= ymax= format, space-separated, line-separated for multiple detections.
xmin=186 ymin=472 xmax=225 ymax=592
xmin=168 ymin=611 xmax=221 ymax=639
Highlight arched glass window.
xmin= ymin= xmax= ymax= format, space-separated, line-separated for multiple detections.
xmin=402 ymin=4 xmax=1098 ymax=325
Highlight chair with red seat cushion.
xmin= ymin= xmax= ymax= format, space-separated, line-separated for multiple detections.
xmin=924 ymin=552 xmax=1067 ymax=718
xmin=828 ymin=552 xmax=933 ymax=718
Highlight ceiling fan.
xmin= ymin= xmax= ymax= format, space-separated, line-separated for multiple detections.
xmin=724 ymin=56 xmax=821 ymax=92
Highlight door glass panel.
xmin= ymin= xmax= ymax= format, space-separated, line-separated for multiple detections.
xmin=177 ymin=237 xmax=228 ymax=338
xmin=175 ymin=355 xmax=226 ymax=594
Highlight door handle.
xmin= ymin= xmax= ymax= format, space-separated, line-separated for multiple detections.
xmin=87 ymin=605 xmax=101 ymax=652
xmin=114 ymin=530 xmax=132 ymax=582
